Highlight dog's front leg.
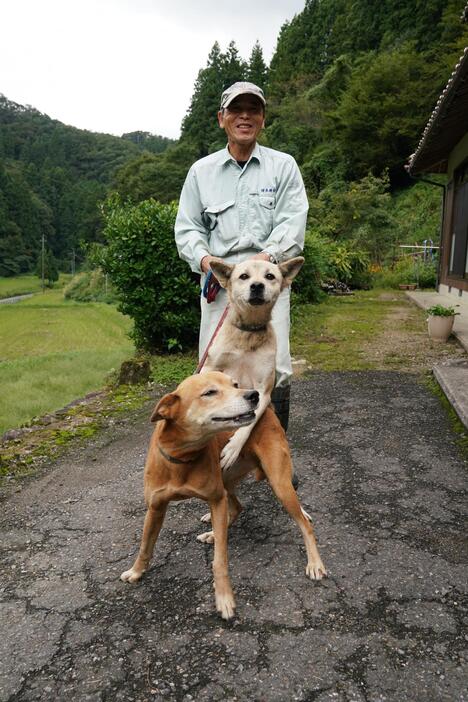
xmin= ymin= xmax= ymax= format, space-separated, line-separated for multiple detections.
xmin=220 ymin=391 xmax=271 ymax=470
xmin=209 ymin=493 xmax=235 ymax=620
xmin=120 ymin=502 xmax=168 ymax=584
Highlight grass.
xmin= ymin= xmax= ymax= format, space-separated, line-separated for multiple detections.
xmin=150 ymin=352 xmax=198 ymax=386
xmin=290 ymin=290 xmax=393 ymax=370
xmin=0 ymin=273 xmax=72 ymax=299
xmin=0 ymin=287 xmax=134 ymax=434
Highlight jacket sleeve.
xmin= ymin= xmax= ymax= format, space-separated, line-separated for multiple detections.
xmin=262 ymin=157 xmax=308 ymax=262
xmin=174 ymin=167 xmax=210 ymax=273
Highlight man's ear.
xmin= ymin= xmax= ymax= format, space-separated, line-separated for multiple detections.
xmin=150 ymin=393 xmax=180 ymax=422
xmin=209 ymin=260 xmax=234 ymax=289
xmin=278 ymin=256 xmax=305 ymax=288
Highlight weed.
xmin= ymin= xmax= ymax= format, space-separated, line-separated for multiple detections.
xmin=424 ymin=376 xmax=468 ymax=459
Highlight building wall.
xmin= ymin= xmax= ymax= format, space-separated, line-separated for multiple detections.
xmin=439 ymin=133 xmax=468 ymax=297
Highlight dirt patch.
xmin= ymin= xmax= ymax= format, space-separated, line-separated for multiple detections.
xmin=363 ymin=297 xmax=466 ymax=372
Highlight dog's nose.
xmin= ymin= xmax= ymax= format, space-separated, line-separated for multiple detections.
xmin=250 ymin=282 xmax=264 ymax=294
xmin=244 ymin=390 xmax=259 ymax=407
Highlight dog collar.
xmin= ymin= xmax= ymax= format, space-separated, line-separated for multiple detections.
xmin=158 ymin=444 xmax=199 ymax=465
xmin=235 ymin=322 xmax=267 ymax=332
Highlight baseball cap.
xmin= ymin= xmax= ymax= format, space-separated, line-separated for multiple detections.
xmin=220 ymin=82 xmax=266 ymax=110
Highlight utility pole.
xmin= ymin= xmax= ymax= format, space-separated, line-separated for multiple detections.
xmin=41 ymin=233 xmax=45 ymax=293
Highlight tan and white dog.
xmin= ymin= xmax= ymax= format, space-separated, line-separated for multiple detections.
xmin=202 ymin=257 xmax=304 ymax=470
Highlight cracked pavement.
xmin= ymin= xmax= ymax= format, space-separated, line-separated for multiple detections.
xmin=0 ymin=372 xmax=467 ymax=701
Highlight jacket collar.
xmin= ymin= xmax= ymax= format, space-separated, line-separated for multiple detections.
xmin=221 ymin=142 xmax=261 ymax=167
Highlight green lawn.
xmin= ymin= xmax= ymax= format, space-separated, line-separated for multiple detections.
xmin=291 ymin=291 xmax=390 ymax=370
xmin=0 ymin=287 xmax=134 ymax=433
xmin=0 ymin=273 xmax=72 ymax=299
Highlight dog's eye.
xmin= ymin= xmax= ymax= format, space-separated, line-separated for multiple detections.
xmin=239 ymin=273 xmax=249 ymax=280
xmin=202 ymin=389 xmax=218 ymax=397
xmin=265 ymin=273 xmax=276 ymax=280
xmin=233 ymin=382 xmax=239 ymax=388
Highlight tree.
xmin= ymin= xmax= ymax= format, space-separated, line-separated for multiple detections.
xmin=36 ymin=248 xmax=59 ymax=286
xmin=181 ymin=41 xmax=247 ymax=157
xmin=247 ymin=41 xmax=269 ymax=91
xmin=326 ymin=46 xmax=437 ymax=182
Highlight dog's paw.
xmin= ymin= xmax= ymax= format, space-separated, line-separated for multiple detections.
xmin=306 ymin=560 xmax=327 ymax=580
xmin=120 ymin=567 xmax=143 ymax=584
xmin=215 ymin=591 xmax=236 ymax=620
xmin=197 ymin=530 xmax=215 ymax=544
xmin=220 ymin=439 xmax=242 ymax=470
xmin=200 ymin=511 xmax=211 ymax=523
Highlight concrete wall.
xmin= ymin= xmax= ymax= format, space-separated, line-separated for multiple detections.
xmin=448 ymin=132 xmax=468 ymax=178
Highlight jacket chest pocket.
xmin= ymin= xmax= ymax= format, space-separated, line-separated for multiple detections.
xmin=201 ymin=200 xmax=235 ymax=234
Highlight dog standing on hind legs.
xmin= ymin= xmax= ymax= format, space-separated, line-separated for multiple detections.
xmin=201 ymin=256 xmax=304 ymax=470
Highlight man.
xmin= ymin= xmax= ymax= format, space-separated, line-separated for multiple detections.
xmin=174 ymin=81 xmax=308 ymax=433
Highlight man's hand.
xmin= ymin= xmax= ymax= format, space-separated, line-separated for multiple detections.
xmin=201 ymin=255 xmax=220 ymax=273
xmin=250 ymin=252 xmax=271 ymax=262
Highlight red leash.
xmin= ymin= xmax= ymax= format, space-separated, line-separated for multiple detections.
xmin=196 ymin=304 xmax=229 ymax=373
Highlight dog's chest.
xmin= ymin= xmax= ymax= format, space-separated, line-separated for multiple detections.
xmin=208 ymin=348 xmax=274 ymax=388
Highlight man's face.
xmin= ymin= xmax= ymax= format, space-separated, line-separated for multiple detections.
xmin=218 ymin=95 xmax=265 ymax=149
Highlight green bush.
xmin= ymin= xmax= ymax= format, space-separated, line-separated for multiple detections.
xmin=63 ymin=269 xmax=118 ymax=303
xmin=329 ymin=244 xmax=371 ymax=288
xmin=372 ymin=257 xmax=436 ymax=289
xmin=415 ymin=259 xmax=437 ymax=288
xmin=101 ymin=195 xmax=200 ymax=352
xmin=293 ymin=230 xmax=332 ymax=304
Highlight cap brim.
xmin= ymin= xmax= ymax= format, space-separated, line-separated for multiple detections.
xmin=222 ymin=90 xmax=266 ymax=109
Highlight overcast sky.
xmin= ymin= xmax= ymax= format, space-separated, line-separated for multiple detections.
xmin=1 ymin=0 xmax=304 ymax=139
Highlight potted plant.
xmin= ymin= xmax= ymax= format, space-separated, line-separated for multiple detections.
xmin=427 ymin=304 xmax=459 ymax=342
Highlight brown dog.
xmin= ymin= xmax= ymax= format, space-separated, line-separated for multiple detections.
xmin=121 ymin=371 xmax=326 ymax=620
xmin=121 ymin=371 xmax=259 ymax=619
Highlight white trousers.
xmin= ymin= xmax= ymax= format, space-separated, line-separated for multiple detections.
xmin=199 ymin=286 xmax=293 ymax=388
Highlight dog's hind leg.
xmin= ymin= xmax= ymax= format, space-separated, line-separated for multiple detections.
xmin=198 ymin=491 xmax=243 ymax=540
xmin=257 ymin=443 xmax=327 ymax=580
xmin=120 ymin=502 xmax=168 ymax=583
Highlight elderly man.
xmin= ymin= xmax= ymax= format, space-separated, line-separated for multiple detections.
xmin=174 ymin=81 xmax=308 ymax=434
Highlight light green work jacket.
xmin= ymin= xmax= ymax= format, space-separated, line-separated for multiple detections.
xmin=174 ymin=143 xmax=308 ymax=273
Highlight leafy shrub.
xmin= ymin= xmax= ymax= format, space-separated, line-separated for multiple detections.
xmin=308 ymin=173 xmax=397 ymax=263
xmin=372 ymin=257 xmax=436 ymax=289
xmin=63 ymin=269 xmax=118 ymax=303
xmin=414 ymin=258 xmax=437 ymax=288
xmin=101 ymin=195 xmax=200 ymax=352
xmin=329 ymin=244 xmax=370 ymax=288
xmin=293 ymin=230 xmax=332 ymax=304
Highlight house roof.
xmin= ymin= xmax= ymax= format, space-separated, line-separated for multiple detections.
xmin=407 ymin=45 xmax=468 ymax=174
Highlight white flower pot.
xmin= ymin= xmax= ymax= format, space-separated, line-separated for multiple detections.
xmin=427 ymin=315 xmax=455 ymax=342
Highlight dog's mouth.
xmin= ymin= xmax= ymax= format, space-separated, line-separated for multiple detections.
xmin=212 ymin=410 xmax=256 ymax=425
xmin=248 ymin=296 xmax=265 ymax=306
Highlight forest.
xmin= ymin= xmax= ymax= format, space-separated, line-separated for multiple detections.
xmin=1 ymin=0 xmax=467 ymax=280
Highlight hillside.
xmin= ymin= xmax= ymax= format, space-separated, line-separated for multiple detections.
xmin=1 ymin=0 xmax=467 ymax=277
xmin=0 ymin=95 xmax=174 ymax=276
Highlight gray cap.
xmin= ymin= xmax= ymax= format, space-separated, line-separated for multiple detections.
xmin=220 ymin=81 xmax=266 ymax=110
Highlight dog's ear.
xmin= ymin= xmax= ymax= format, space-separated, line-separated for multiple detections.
xmin=278 ymin=257 xmax=304 ymax=288
xmin=209 ymin=260 xmax=234 ymax=289
xmin=150 ymin=393 xmax=180 ymax=422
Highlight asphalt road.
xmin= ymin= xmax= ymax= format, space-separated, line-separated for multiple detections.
xmin=1 ymin=372 xmax=467 ymax=702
